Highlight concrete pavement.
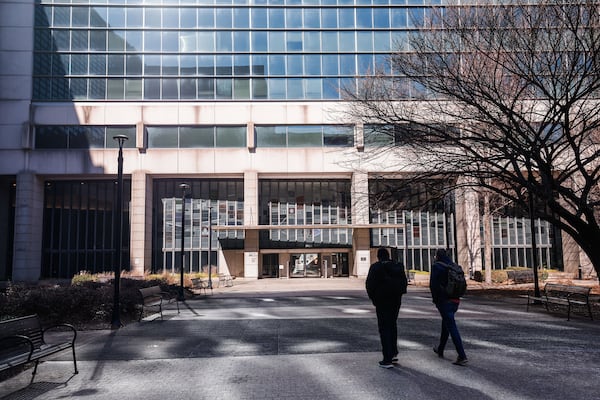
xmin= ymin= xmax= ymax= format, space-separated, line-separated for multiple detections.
xmin=1 ymin=278 xmax=599 ymax=400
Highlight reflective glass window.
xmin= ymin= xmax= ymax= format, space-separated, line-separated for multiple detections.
xmin=198 ymin=55 xmax=215 ymax=75
xmin=356 ymin=8 xmax=372 ymax=28
xmin=269 ymin=55 xmax=285 ymax=75
xmin=36 ymin=126 xmax=68 ymax=148
xmin=216 ymin=126 xmax=245 ymax=147
xmin=304 ymin=32 xmax=320 ymax=52
xmin=181 ymin=9 xmax=197 ymax=28
xmin=198 ymin=32 xmax=215 ymax=52
xmin=234 ymin=31 xmax=250 ymax=52
xmin=253 ymin=78 xmax=268 ymax=98
xmin=144 ymin=78 xmax=160 ymax=99
xmin=408 ymin=8 xmax=424 ymax=28
xmin=126 ymin=55 xmax=143 ymax=75
xmin=322 ymin=32 xmax=338 ymax=51
xmin=252 ymin=8 xmax=268 ymax=28
xmin=162 ymin=31 xmax=179 ymax=52
xmin=304 ymin=9 xmax=320 ymax=28
xmin=339 ymin=31 xmax=355 ymax=51
xmin=286 ymin=9 xmax=302 ymax=28
xmin=234 ymin=55 xmax=251 ymax=75
xmin=180 ymin=78 xmax=196 ymax=99
xmin=89 ymin=54 xmax=106 ymax=75
xmin=339 ymin=54 xmax=355 ymax=75
xmin=198 ymin=78 xmax=215 ymax=98
xmin=180 ymin=32 xmax=197 ymax=52
xmin=180 ymin=127 xmax=214 ymax=148
xmin=322 ymin=54 xmax=338 ymax=75
xmin=287 ymin=55 xmax=303 ymax=75
xmin=162 ymin=55 xmax=179 ymax=75
xmin=252 ymin=55 xmax=267 ymax=75
xmin=269 ymin=78 xmax=286 ymax=99
xmin=234 ymin=8 xmax=249 ymax=28
xmin=288 ymin=125 xmax=321 ymax=146
xmin=72 ymin=7 xmax=89 ymax=27
xmin=287 ymin=78 xmax=303 ymax=99
xmin=269 ymin=32 xmax=285 ymax=52
xmin=256 ymin=126 xmax=286 ymax=147
xmin=304 ymin=55 xmax=320 ymax=75
xmin=198 ymin=9 xmax=215 ymax=28
xmin=269 ymin=9 xmax=284 ymax=28
xmin=107 ymin=78 xmax=124 ymax=99
xmin=305 ymin=78 xmax=322 ymax=99
xmin=71 ymin=54 xmax=88 ymax=75
xmin=358 ymin=54 xmax=374 ymax=74
xmin=148 ymin=126 xmax=179 ymax=148
xmin=125 ymin=78 xmax=143 ymax=99
xmin=108 ymin=31 xmax=126 ymax=51
xmin=287 ymin=32 xmax=302 ymax=51
xmin=127 ymin=8 xmax=143 ymax=27
xmin=234 ymin=78 xmax=251 ymax=99
xmin=373 ymin=8 xmax=390 ymax=28
xmin=324 ymin=125 xmax=354 ymax=146
xmin=216 ymin=78 xmax=232 ymax=98
xmin=145 ymin=55 xmax=161 ymax=75
xmin=54 ymin=7 xmax=70 ymax=27
xmin=126 ymin=30 xmax=142 ymax=51
xmin=391 ymin=8 xmax=406 ymax=27
xmin=89 ymin=78 xmax=106 ymax=99
xmin=108 ymin=8 xmax=126 ymax=28
xmin=90 ymin=7 xmax=107 ymax=27
xmin=163 ymin=8 xmax=180 ymax=28
xmin=321 ymin=8 xmax=337 ymax=28
xmin=216 ymin=55 xmax=233 ymax=75
xmin=339 ymin=8 xmax=354 ymax=28
xmin=53 ymin=30 xmax=70 ymax=51
xmin=357 ymin=31 xmax=373 ymax=51
xmin=108 ymin=55 xmax=125 ymax=74
xmin=216 ymin=8 xmax=232 ymax=28
xmin=323 ymin=77 xmax=340 ymax=99
xmin=252 ymin=31 xmax=268 ymax=51
xmin=145 ymin=8 xmax=161 ymax=27
xmin=216 ymin=31 xmax=232 ymax=51
xmin=162 ymin=78 xmax=179 ymax=99
xmin=181 ymin=55 xmax=196 ymax=75
xmin=144 ymin=31 xmax=161 ymax=51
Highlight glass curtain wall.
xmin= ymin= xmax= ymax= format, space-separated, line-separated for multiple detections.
xmin=41 ymin=180 xmax=131 ymax=278
xmin=259 ymin=179 xmax=352 ymax=248
xmin=152 ymin=178 xmax=244 ymax=273
xmin=33 ymin=0 xmax=431 ymax=101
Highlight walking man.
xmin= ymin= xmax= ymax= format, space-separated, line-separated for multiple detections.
xmin=366 ymin=247 xmax=408 ymax=368
xmin=429 ymin=249 xmax=468 ymax=366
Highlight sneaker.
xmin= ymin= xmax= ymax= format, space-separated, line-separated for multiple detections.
xmin=433 ymin=346 xmax=444 ymax=358
xmin=391 ymin=357 xmax=399 ymax=364
xmin=453 ymin=357 xmax=468 ymax=366
xmin=378 ymin=361 xmax=394 ymax=369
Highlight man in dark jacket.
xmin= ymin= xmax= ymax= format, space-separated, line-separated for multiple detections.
xmin=366 ymin=247 xmax=407 ymax=368
xmin=429 ymin=249 xmax=468 ymax=366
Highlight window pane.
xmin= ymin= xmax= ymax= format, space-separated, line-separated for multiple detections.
xmin=269 ymin=9 xmax=284 ymax=28
xmin=252 ymin=31 xmax=268 ymax=51
xmin=288 ymin=125 xmax=321 ymax=146
xmin=162 ymin=79 xmax=179 ymax=99
xmin=339 ymin=32 xmax=355 ymax=51
xmin=148 ymin=127 xmax=178 ymax=148
xmin=286 ymin=32 xmax=302 ymax=51
xmin=324 ymin=125 xmax=354 ymax=146
xmin=252 ymin=8 xmax=267 ymax=28
xmin=180 ymin=127 xmax=214 ymax=148
xmin=256 ymin=126 xmax=286 ymax=147
xmin=36 ymin=126 xmax=67 ymax=149
xmin=216 ymin=126 xmax=245 ymax=147
xmin=198 ymin=32 xmax=215 ymax=52
xmin=269 ymin=78 xmax=286 ymax=99
xmin=304 ymin=31 xmax=320 ymax=51
xmin=287 ymin=78 xmax=303 ymax=99
xmin=216 ymin=78 xmax=232 ymax=99
xmin=234 ymin=31 xmax=250 ymax=52
xmin=253 ymin=78 xmax=267 ymax=99
xmin=269 ymin=31 xmax=285 ymax=52
xmin=107 ymin=79 xmax=124 ymax=99
xmin=144 ymin=78 xmax=160 ymax=99
xmin=305 ymin=55 xmax=321 ymax=75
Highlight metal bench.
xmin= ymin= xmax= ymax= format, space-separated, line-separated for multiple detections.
xmin=218 ymin=273 xmax=234 ymax=288
xmin=0 ymin=315 xmax=78 ymax=383
xmin=191 ymin=278 xmax=213 ymax=295
xmin=527 ymin=283 xmax=593 ymax=320
xmin=507 ymin=270 xmax=535 ymax=284
xmin=138 ymin=286 xmax=180 ymax=321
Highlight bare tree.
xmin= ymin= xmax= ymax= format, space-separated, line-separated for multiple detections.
xmin=344 ymin=1 xmax=600 ymax=279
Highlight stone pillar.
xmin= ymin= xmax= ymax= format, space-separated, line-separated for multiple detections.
xmin=12 ymin=172 xmax=44 ymax=282
xmin=243 ymin=171 xmax=259 ymax=278
xmin=129 ymin=170 xmax=150 ymax=276
xmin=352 ymin=171 xmax=371 ymax=277
xmin=454 ymin=184 xmax=482 ymax=276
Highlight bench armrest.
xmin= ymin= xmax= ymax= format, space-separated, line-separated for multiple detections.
xmin=0 ymin=334 xmax=35 ymax=361
xmin=42 ymin=323 xmax=77 ymax=345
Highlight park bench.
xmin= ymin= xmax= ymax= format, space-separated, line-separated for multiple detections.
xmin=507 ymin=270 xmax=535 ymax=284
xmin=138 ymin=286 xmax=180 ymax=321
xmin=0 ymin=315 xmax=78 ymax=383
xmin=218 ymin=273 xmax=234 ymax=287
xmin=191 ymin=278 xmax=213 ymax=296
xmin=527 ymin=283 xmax=593 ymax=321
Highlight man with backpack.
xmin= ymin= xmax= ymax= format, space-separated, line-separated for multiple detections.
xmin=366 ymin=247 xmax=408 ymax=369
xmin=429 ymin=248 xmax=468 ymax=366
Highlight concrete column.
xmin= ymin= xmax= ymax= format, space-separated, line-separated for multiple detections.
xmin=454 ymin=185 xmax=482 ymax=275
xmin=129 ymin=170 xmax=150 ymax=277
xmin=243 ymin=171 xmax=259 ymax=278
xmin=352 ymin=171 xmax=371 ymax=277
xmin=12 ymin=172 xmax=44 ymax=282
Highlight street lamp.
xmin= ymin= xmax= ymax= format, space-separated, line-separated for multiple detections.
xmin=207 ymin=203 xmax=213 ymax=290
xmin=111 ymin=134 xmax=128 ymax=330
xmin=529 ymin=193 xmax=542 ymax=299
xmin=179 ymin=183 xmax=190 ymax=301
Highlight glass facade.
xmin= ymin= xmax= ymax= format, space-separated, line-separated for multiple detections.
xmin=32 ymin=0 xmax=437 ymax=101
xmin=152 ymin=178 xmax=244 ymax=273
xmin=41 ymin=180 xmax=131 ymax=278
xmin=255 ymin=124 xmax=354 ymax=147
xmin=35 ymin=125 xmax=137 ymax=148
xmin=146 ymin=125 xmax=246 ymax=148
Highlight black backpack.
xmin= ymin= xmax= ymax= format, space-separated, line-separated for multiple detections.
xmin=382 ymin=261 xmax=408 ymax=296
xmin=441 ymin=262 xmax=467 ymax=298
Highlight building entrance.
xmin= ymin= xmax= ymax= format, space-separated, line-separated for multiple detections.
xmin=289 ymin=252 xmax=349 ymax=278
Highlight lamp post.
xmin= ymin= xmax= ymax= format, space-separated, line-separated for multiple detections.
xmin=529 ymin=193 xmax=542 ymax=299
xmin=179 ymin=183 xmax=190 ymax=301
xmin=207 ymin=203 xmax=213 ymax=290
xmin=111 ymin=134 xmax=128 ymax=330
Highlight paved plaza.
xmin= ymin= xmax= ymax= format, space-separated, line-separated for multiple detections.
xmin=1 ymin=278 xmax=599 ymax=400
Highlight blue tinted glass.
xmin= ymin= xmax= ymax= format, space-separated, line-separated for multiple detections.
xmin=163 ymin=31 xmax=179 ymax=52
xmin=287 ymin=55 xmax=303 ymax=75
xmin=163 ymin=8 xmax=179 ymax=28
xmin=145 ymin=8 xmax=161 ymax=28
xmin=339 ymin=31 xmax=355 ymax=51
xmin=322 ymin=32 xmax=338 ymax=51
xmin=392 ymin=8 xmax=407 ymax=27
xmin=108 ymin=8 xmax=125 ymax=28
xmin=408 ymin=8 xmax=424 ymax=27
xmin=373 ymin=8 xmax=390 ymax=27
xmin=256 ymin=126 xmax=286 ymax=147
xmin=322 ymin=54 xmax=338 ymax=75
xmin=252 ymin=55 xmax=268 ymax=75
xmin=252 ymin=31 xmax=268 ymax=51
xmin=90 ymin=31 xmax=106 ymax=51
xmin=53 ymin=7 xmax=70 ymax=27
xmin=72 ymin=30 xmax=88 ymax=51
xmin=72 ymin=7 xmax=89 ymax=27
xmin=339 ymin=55 xmax=355 ymax=75
xmin=162 ymin=55 xmax=179 ymax=75
xmin=321 ymin=8 xmax=337 ymax=28
xmin=198 ymin=78 xmax=215 ymax=98
xmin=145 ymin=55 xmax=161 ymax=75
xmin=198 ymin=55 xmax=215 ymax=75
xmin=198 ymin=9 xmax=215 ymax=27
xmin=144 ymin=31 xmax=161 ymax=51
xmin=304 ymin=32 xmax=320 ymax=51
xmin=71 ymin=54 xmax=88 ymax=74
xmin=144 ymin=78 xmax=160 ymax=99
xmin=374 ymin=31 xmax=390 ymax=51
xmin=304 ymin=55 xmax=321 ymax=75
xmin=234 ymin=78 xmax=250 ymax=99
xmin=180 ymin=32 xmax=197 ymax=52
xmin=287 ymin=32 xmax=302 ymax=51
xmin=305 ymin=79 xmax=322 ymax=99
xmin=234 ymin=31 xmax=250 ymax=51
xmin=234 ymin=55 xmax=251 ymax=75
xmin=252 ymin=8 xmax=268 ymax=28
xmin=356 ymin=9 xmax=372 ymax=28
xmin=108 ymin=55 xmax=124 ymax=74
xmin=148 ymin=127 xmax=178 ymax=148
xmin=234 ymin=8 xmax=249 ymax=28
xmin=269 ymin=9 xmax=284 ymax=28
xmin=269 ymin=31 xmax=285 ymax=51
xmin=216 ymin=8 xmax=232 ymax=27
xmin=216 ymin=78 xmax=232 ymax=98
xmin=126 ymin=55 xmax=142 ymax=75
xmin=286 ymin=9 xmax=302 ymax=28
xmin=375 ymin=54 xmax=391 ymax=73
xmin=90 ymin=7 xmax=107 ymax=28
xmin=108 ymin=31 xmax=125 ymax=51
xmin=357 ymin=31 xmax=373 ymax=51
xmin=339 ymin=9 xmax=354 ymax=28
xmin=216 ymin=31 xmax=232 ymax=51
xmin=288 ymin=125 xmax=321 ymax=146
xmin=287 ymin=79 xmax=303 ymax=99
xmin=89 ymin=55 xmax=106 ymax=75
xmin=181 ymin=78 xmax=196 ymax=99
xmin=269 ymin=55 xmax=285 ymax=75
xmin=127 ymin=31 xmax=143 ymax=51
xmin=216 ymin=55 xmax=233 ymax=75
xmin=323 ymin=78 xmax=340 ymax=99
xmin=269 ymin=79 xmax=286 ymax=99
xmin=358 ymin=54 xmax=374 ymax=74
xmin=304 ymin=9 xmax=320 ymax=28
xmin=181 ymin=9 xmax=196 ymax=28
xmin=198 ymin=32 xmax=215 ymax=52
xmin=181 ymin=55 xmax=196 ymax=75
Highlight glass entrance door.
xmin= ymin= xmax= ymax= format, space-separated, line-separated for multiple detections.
xmin=262 ymin=254 xmax=279 ymax=278
xmin=290 ymin=253 xmax=321 ymax=278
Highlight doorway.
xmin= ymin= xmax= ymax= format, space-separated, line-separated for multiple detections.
xmin=290 ymin=253 xmax=321 ymax=278
xmin=262 ymin=254 xmax=279 ymax=278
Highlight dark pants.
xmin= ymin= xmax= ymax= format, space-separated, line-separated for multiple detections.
xmin=436 ymin=300 xmax=467 ymax=359
xmin=375 ymin=302 xmax=401 ymax=363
